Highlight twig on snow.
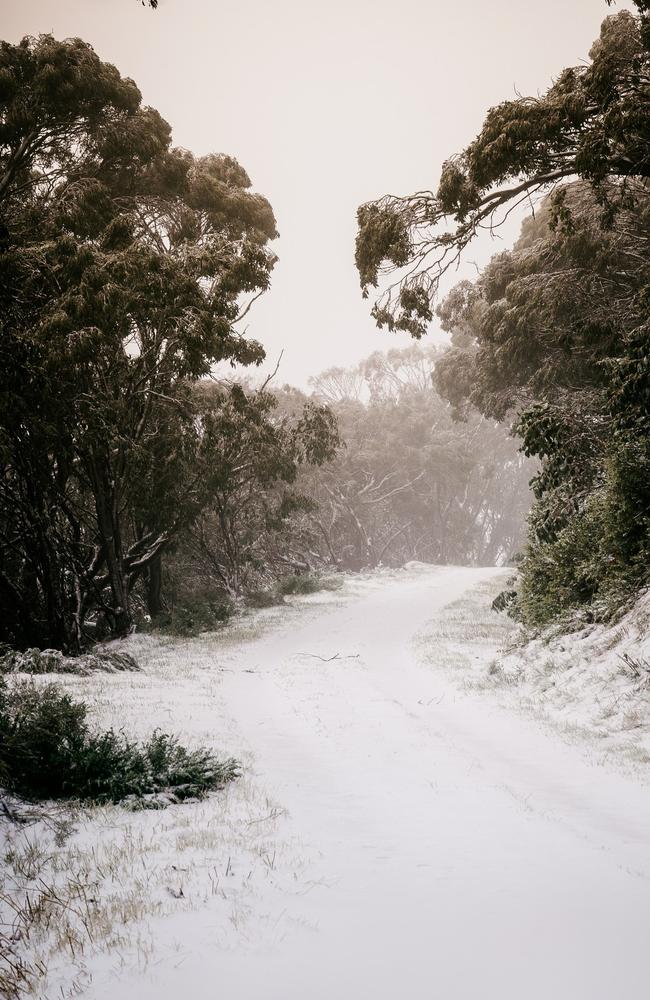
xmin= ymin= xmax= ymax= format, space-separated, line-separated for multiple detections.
xmin=299 ymin=652 xmax=360 ymax=661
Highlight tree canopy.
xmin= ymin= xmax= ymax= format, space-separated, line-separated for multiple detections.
xmin=353 ymin=3 xmax=650 ymax=625
xmin=434 ymin=179 xmax=650 ymax=623
xmin=0 ymin=36 xmax=279 ymax=649
xmin=355 ymin=5 xmax=650 ymax=337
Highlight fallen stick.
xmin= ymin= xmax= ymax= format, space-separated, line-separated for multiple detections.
xmin=299 ymin=652 xmax=360 ymax=661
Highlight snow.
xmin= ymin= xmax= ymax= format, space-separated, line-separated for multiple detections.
xmin=481 ymin=585 xmax=650 ymax=765
xmin=3 ymin=564 xmax=650 ymax=1000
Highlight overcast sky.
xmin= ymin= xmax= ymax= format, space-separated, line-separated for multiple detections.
xmin=1 ymin=0 xmax=633 ymax=386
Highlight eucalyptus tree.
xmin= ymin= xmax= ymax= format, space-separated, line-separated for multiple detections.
xmin=0 ymin=35 xmax=277 ymax=648
xmin=434 ymin=183 xmax=650 ymax=622
xmin=355 ymin=5 xmax=650 ymax=336
xmin=354 ymin=3 xmax=650 ymax=623
xmin=178 ymin=382 xmax=339 ymax=599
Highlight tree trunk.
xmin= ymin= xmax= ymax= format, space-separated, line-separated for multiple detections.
xmin=146 ymin=551 xmax=164 ymax=617
xmin=89 ymin=455 xmax=131 ymax=635
xmin=26 ymin=522 xmax=75 ymax=651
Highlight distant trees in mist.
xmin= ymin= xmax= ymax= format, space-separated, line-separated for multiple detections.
xmin=156 ymin=346 xmax=534 ymax=622
xmin=303 ymin=346 xmax=533 ymax=571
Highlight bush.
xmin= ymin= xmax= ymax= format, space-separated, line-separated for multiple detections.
xmin=246 ymin=574 xmax=342 ymax=607
xmin=276 ymin=573 xmax=342 ymax=597
xmin=517 ymin=491 xmax=608 ymax=627
xmin=491 ymin=589 xmax=518 ymax=614
xmin=516 ymin=443 xmax=650 ymax=628
xmin=145 ymin=597 xmax=234 ymax=637
xmin=0 ymin=678 xmax=238 ymax=804
xmin=246 ymin=588 xmax=284 ymax=608
xmin=0 ymin=647 xmax=140 ymax=675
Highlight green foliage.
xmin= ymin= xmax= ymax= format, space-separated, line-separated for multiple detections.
xmin=518 ymin=492 xmax=610 ymax=626
xmin=0 ymin=677 xmax=238 ymax=803
xmin=244 ymin=574 xmax=341 ymax=607
xmin=0 ymin=35 xmax=278 ymax=651
xmin=517 ymin=439 xmax=650 ymax=627
xmin=276 ymin=574 xmax=342 ymax=596
xmin=356 ymin=8 xmax=650 ymax=619
xmin=433 ymin=173 xmax=650 ymax=626
xmin=356 ymin=7 xmax=650 ymax=335
xmin=145 ymin=598 xmax=234 ymax=638
xmin=355 ymin=203 xmax=411 ymax=292
xmin=176 ymin=381 xmax=340 ymax=600
xmin=245 ymin=588 xmax=285 ymax=609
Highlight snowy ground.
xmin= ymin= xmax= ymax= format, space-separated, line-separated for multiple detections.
xmin=480 ymin=584 xmax=650 ymax=765
xmin=3 ymin=564 xmax=650 ymax=1000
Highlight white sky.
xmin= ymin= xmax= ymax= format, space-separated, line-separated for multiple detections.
xmin=1 ymin=0 xmax=633 ymax=386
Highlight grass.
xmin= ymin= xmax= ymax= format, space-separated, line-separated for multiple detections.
xmin=417 ymin=576 xmax=518 ymax=677
xmin=0 ymin=777 xmax=304 ymax=998
xmin=0 ymin=612 xmax=306 ymax=998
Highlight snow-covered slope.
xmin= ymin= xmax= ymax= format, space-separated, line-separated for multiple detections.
xmin=463 ymin=582 xmax=650 ymax=766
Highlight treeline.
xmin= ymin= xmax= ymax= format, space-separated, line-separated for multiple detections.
xmin=0 ymin=35 xmax=337 ymax=650
xmin=356 ymin=4 xmax=650 ymax=627
xmin=303 ymin=346 xmax=532 ymax=570
xmin=435 ymin=182 xmax=650 ymax=624
xmin=0 ymin=35 xmax=533 ymax=653
xmin=159 ymin=347 xmax=534 ymax=618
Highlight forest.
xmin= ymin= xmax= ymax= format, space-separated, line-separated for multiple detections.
xmin=0 ymin=32 xmax=537 ymax=653
xmin=2 ymin=8 xmax=648 ymax=653
xmin=1 ymin=2 xmax=649 ymax=998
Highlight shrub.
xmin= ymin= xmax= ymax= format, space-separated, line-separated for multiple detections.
xmin=491 ymin=589 xmax=518 ymax=614
xmin=517 ymin=440 xmax=650 ymax=629
xmin=145 ymin=597 xmax=234 ymax=637
xmin=517 ymin=491 xmax=609 ymax=627
xmin=246 ymin=574 xmax=342 ymax=607
xmin=0 ymin=647 xmax=140 ymax=675
xmin=0 ymin=678 xmax=238 ymax=804
xmin=246 ymin=588 xmax=283 ymax=608
xmin=276 ymin=573 xmax=342 ymax=597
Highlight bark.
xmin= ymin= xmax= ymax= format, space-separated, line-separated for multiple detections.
xmin=146 ymin=551 xmax=164 ymax=617
xmin=88 ymin=453 xmax=131 ymax=635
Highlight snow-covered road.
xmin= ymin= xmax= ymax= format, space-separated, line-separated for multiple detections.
xmin=51 ymin=566 xmax=650 ymax=998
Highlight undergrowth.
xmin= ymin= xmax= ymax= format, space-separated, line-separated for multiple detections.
xmin=143 ymin=597 xmax=235 ymax=638
xmin=276 ymin=573 xmax=341 ymax=596
xmin=147 ymin=575 xmax=343 ymax=630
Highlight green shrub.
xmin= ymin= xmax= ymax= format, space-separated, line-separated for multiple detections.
xmin=0 ymin=678 xmax=238 ymax=804
xmin=145 ymin=597 xmax=234 ymax=637
xmin=276 ymin=573 xmax=342 ymax=596
xmin=517 ymin=443 xmax=650 ymax=628
xmin=246 ymin=588 xmax=283 ymax=608
xmin=246 ymin=574 xmax=342 ymax=607
xmin=517 ymin=491 xmax=608 ymax=626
